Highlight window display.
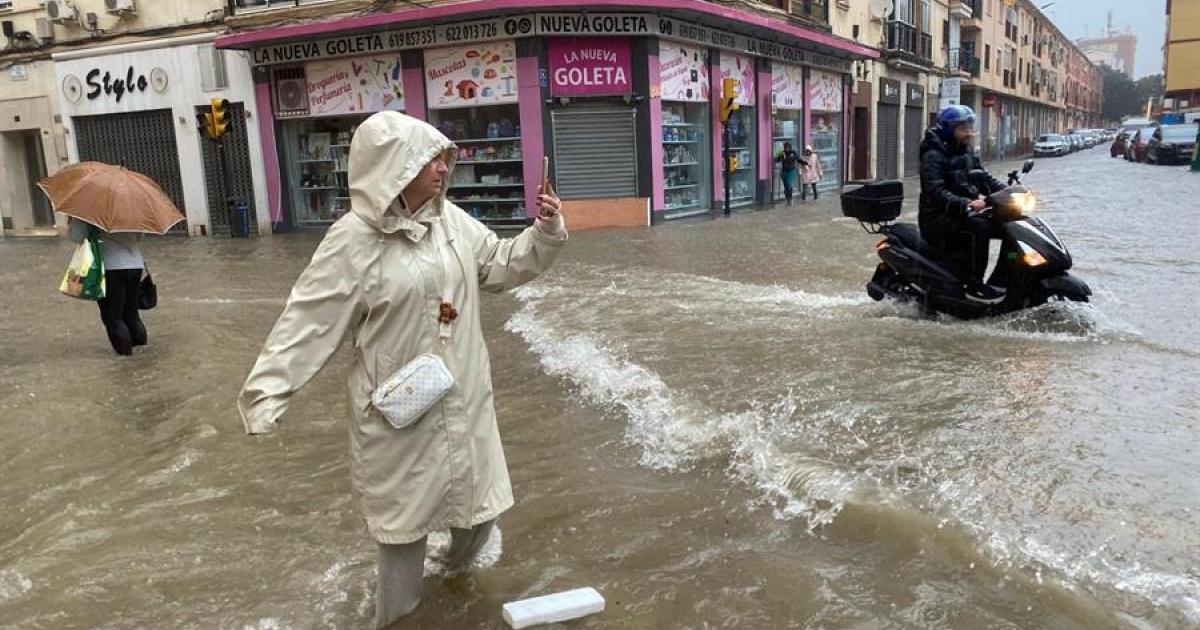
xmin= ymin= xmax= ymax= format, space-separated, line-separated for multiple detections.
xmin=771 ymin=62 xmax=804 ymax=201
xmin=661 ymin=102 xmax=710 ymax=217
xmin=281 ymin=116 xmax=364 ymax=226
xmin=808 ymin=70 xmax=845 ymax=192
xmin=429 ymin=104 xmax=525 ymax=221
xmin=720 ymin=53 xmax=756 ymax=208
xmin=660 ymin=43 xmax=712 ymax=218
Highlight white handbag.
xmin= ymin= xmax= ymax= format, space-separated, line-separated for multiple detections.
xmin=371 ymin=353 xmax=454 ymax=429
xmin=370 ymin=218 xmax=463 ymax=430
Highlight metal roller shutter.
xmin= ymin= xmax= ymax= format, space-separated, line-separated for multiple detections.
xmin=73 ymin=109 xmax=186 ymax=232
xmin=551 ymin=105 xmax=637 ymax=199
xmin=876 ymin=103 xmax=900 ymax=180
xmin=196 ymin=102 xmax=260 ymax=236
xmin=903 ymin=106 xmax=923 ymax=177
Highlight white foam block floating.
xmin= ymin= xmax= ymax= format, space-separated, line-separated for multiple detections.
xmin=502 ymin=587 xmax=605 ymax=629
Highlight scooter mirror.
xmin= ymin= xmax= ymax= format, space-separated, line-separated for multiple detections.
xmin=1022 ymin=159 xmax=1035 ymax=173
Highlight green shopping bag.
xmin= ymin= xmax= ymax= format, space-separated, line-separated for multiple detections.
xmin=60 ymin=228 xmax=106 ymax=301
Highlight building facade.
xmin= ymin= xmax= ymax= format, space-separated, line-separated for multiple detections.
xmin=949 ymin=0 xmax=1102 ymax=161
xmin=1164 ymin=0 xmax=1200 ymax=114
xmin=831 ymin=0 xmax=948 ymax=182
xmin=215 ymin=0 xmax=876 ymax=229
xmin=0 ymin=0 xmax=269 ymax=237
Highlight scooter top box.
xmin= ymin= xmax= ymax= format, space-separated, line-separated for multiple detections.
xmin=841 ymin=180 xmax=904 ymax=223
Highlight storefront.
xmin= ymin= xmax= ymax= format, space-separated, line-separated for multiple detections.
xmin=770 ymin=62 xmax=804 ymax=201
xmin=0 ymin=57 xmax=63 ymax=236
xmin=809 ymin=69 xmax=845 ymax=192
xmin=53 ymin=35 xmax=267 ymax=236
xmin=903 ymin=82 xmax=925 ymax=177
xmin=219 ymin=7 xmax=874 ymax=228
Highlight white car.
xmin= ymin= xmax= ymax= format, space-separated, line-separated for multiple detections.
xmin=1034 ymin=134 xmax=1070 ymax=157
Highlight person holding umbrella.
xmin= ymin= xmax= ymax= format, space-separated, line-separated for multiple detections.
xmin=40 ymin=162 xmax=185 ymax=355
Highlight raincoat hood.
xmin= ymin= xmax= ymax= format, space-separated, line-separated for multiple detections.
xmin=349 ymin=111 xmax=457 ymax=235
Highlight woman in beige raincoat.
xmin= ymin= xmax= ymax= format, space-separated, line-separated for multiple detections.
xmin=237 ymin=111 xmax=566 ymax=627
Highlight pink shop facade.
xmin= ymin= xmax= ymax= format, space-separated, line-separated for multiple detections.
xmin=216 ymin=2 xmax=877 ymax=229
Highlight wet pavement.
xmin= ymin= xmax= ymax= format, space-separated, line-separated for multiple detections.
xmin=1 ymin=148 xmax=1197 ymax=629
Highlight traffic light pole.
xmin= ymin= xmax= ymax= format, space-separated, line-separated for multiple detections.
xmin=215 ymin=136 xmax=236 ymax=233
xmin=722 ymin=122 xmax=731 ymax=217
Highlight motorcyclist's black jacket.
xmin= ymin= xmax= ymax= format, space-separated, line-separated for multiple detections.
xmin=918 ymin=128 xmax=1007 ymax=243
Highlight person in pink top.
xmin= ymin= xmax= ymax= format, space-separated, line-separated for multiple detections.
xmin=800 ymin=145 xmax=823 ymax=201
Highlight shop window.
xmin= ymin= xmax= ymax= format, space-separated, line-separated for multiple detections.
xmin=430 ymin=104 xmax=524 ymax=221
xmin=662 ymin=102 xmax=711 ymax=215
xmin=281 ymin=117 xmax=363 ymax=226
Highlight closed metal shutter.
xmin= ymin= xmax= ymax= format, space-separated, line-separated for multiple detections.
xmin=876 ymin=103 xmax=900 ymax=180
xmin=904 ymin=105 xmax=923 ymax=177
xmin=196 ymin=102 xmax=259 ymax=236
xmin=551 ymin=104 xmax=637 ymax=199
xmin=73 ymin=109 xmax=186 ymax=232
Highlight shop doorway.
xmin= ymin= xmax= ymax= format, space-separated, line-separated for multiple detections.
xmin=21 ymin=131 xmax=53 ymax=227
xmin=876 ymin=103 xmax=900 ymax=180
xmin=903 ymin=104 xmax=923 ymax=177
xmin=73 ymin=109 xmax=187 ymax=232
xmin=196 ymin=102 xmax=259 ymax=236
xmin=551 ymin=102 xmax=638 ymax=199
xmin=852 ymin=106 xmax=870 ymax=180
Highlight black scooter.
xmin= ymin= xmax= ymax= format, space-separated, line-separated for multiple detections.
xmin=840 ymin=160 xmax=1091 ymax=320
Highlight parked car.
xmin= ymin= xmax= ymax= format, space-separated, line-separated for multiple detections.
xmin=1125 ymin=127 xmax=1156 ymax=162
xmin=1082 ymin=133 xmax=1097 ymax=149
xmin=1034 ymin=134 xmax=1071 ymax=157
xmin=1111 ymin=129 xmax=1132 ymax=157
xmin=1067 ymin=133 xmax=1084 ymax=152
xmin=1145 ymin=124 xmax=1199 ymax=165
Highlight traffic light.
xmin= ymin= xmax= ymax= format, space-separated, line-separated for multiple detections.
xmin=197 ymin=109 xmax=213 ymax=139
xmin=210 ymin=98 xmax=230 ymax=138
xmin=720 ymin=78 xmax=740 ymax=123
xmin=727 ymin=152 xmax=739 ymax=173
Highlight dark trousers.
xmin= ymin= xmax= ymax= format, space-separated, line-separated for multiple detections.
xmin=800 ymin=183 xmax=818 ymax=200
xmin=955 ymin=215 xmax=1002 ymax=285
xmin=97 ymin=268 xmax=146 ymax=355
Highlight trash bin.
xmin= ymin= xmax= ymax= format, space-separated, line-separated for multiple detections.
xmin=231 ymin=202 xmax=250 ymax=238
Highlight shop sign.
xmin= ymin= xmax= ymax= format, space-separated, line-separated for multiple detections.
xmin=306 ymin=54 xmax=405 ymax=117
xmin=548 ymin=37 xmax=632 ymax=97
xmin=771 ymin=62 xmax=803 ymax=110
xmin=940 ymin=77 xmax=961 ymax=102
xmin=659 ymin=43 xmax=709 ymax=103
xmin=879 ymin=78 xmax=901 ymax=105
xmin=248 ymin=12 xmax=853 ymax=75
xmin=809 ymin=70 xmax=843 ymax=112
xmin=424 ymin=41 xmax=518 ymax=109
xmin=83 ymin=66 xmax=155 ymax=103
xmin=906 ymin=83 xmax=924 ymax=107
xmin=719 ymin=54 xmax=755 ymax=106
xmin=9 ymin=64 xmax=28 ymax=81
xmin=983 ymin=93 xmax=997 ymax=107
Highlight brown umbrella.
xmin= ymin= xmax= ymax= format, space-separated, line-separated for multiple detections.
xmin=38 ymin=161 xmax=185 ymax=234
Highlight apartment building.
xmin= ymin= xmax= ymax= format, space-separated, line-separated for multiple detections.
xmin=1164 ymin=0 xmax=1200 ymax=114
xmin=0 ymin=0 xmax=268 ymax=236
xmin=955 ymin=0 xmax=1102 ymax=161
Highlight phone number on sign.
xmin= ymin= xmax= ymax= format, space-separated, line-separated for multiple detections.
xmin=443 ymin=22 xmax=498 ymax=43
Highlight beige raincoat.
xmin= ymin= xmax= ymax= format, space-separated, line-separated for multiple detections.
xmin=238 ymin=112 xmax=566 ymax=544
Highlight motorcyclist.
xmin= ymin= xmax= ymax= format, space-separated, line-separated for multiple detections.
xmin=919 ymin=105 xmax=1008 ymax=302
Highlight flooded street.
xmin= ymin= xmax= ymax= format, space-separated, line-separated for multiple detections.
xmin=2 ymin=149 xmax=1197 ymax=629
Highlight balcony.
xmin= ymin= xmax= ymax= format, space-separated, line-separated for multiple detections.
xmin=885 ymin=20 xmax=933 ymax=67
xmin=947 ymin=48 xmax=980 ymax=77
xmin=789 ymin=0 xmax=829 ymax=24
xmin=949 ymin=0 xmax=973 ymax=19
xmin=961 ymin=0 xmax=984 ymax=31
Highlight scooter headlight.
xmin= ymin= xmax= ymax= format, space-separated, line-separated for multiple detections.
xmin=1018 ymin=241 xmax=1047 ymax=267
xmin=1009 ymin=192 xmax=1037 ymax=215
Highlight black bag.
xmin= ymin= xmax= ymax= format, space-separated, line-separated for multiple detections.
xmin=138 ymin=270 xmax=157 ymax=310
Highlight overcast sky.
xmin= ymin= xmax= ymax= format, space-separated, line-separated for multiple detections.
xmin=1037 ymin=0 xmax=1167 ymax=78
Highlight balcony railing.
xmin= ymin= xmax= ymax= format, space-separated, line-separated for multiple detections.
xmin=886 ymin=21 xmax=933 ymax=63
xmin=947 ymin=48 xmax=980 ymax=76
xmin=789 ymin=0 xmax=829 ymax=24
